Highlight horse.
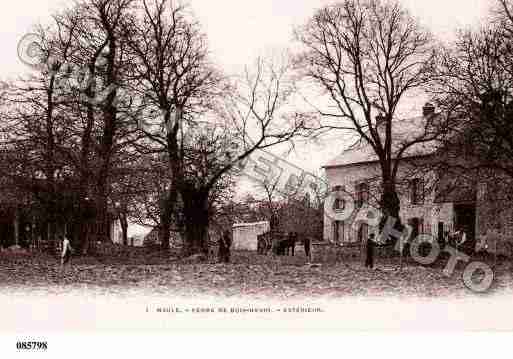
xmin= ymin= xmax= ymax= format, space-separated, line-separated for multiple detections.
xmin=257 ymin=232 xmax=272 ymax=255
xmin=276 ymin=231 xmax=297 ymax=256
xmin=258 ymin=231 xmax=297 ymax=256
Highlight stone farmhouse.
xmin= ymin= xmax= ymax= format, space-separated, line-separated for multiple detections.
xmin=321 ymin=103 xmax=508 ymax=251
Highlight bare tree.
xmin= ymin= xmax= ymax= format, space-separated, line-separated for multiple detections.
xmin=429 ymin=14 xmax=513 ymax=177
xmin=1 ymin=8 xmax=82 ymax=247
xmin=123 ymin=0 xmax=219 ymax=250
xmin=420 ymin=0 xmax=513 ymax=249
xmin=252 ymin=176 xmax=284 ymax=232
xmin=1 ymin=0 xmax=148 ymax=254
xmin=295 ymin=0 xmax=437 ymax=229
xmin=173 ymin=57 xmax=309 ymax=256
xmin=2 ymin=0 xmax=307 ymax=259
xmin=126 ymin=0 xmax=308 ymax=257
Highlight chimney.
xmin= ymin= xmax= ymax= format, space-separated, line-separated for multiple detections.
xmin=423 ymin=102 xmax=435 ymax=117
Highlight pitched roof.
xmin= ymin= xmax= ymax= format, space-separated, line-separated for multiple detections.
xmin=323 ymin=115 xmax=441 ymax=169
xmin=233 ymin=221 xmax=270 ymax=228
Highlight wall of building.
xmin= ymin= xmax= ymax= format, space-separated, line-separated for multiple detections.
xmin=232 ymin=221 xmax=270 ymax=251
xmin=323 ymin=161 xmax=455 ymax=244
xmin=476 ymin=178 xmax=513 ymax=240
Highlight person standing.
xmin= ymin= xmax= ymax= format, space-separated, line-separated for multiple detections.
xmin=460 ymin=230 xmax=467 ymax=246
xmin=218 ymin=230 xmax=232 ymax=263
xmin=443 ymin=230 xmax=450 ymax=248
xmin=456 ymin=229 xmax=467 ymax=251
xmin=60 ymin=234 xmax=74 ymax=269
xmin=225 ymin=230 xmax=232 ymax=263
xmin=304 ymin=236 xmax=311 ymax=262
xmin=365 ymin=233 xmax=375 ymax=269
xmin=217 ymin=234 xmax=226 ymax=263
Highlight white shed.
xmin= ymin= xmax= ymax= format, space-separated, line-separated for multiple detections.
xmin=232 ymin=221 xmax=270 ymax=251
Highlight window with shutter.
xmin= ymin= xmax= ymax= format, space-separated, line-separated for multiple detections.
xmin=410 ymin=178 xmax=424 ymax=205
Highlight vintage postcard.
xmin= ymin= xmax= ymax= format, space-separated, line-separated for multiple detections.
xmin=1 ymin=0 xmax=513 ymax=356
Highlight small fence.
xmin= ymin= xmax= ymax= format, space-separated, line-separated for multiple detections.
xmin=310 ymin=240 xmax=401 ymax=264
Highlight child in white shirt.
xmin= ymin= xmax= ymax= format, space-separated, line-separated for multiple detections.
xmin=61 ymin=235 xmax=73 ymax=268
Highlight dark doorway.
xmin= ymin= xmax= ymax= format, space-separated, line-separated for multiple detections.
xmin=454 ymin=203 xmax=476 ymax=244
xmin=334 ymin=221 xmax=344 ymax=243
xmin=437 ymin=222 xmax=445 ymax=244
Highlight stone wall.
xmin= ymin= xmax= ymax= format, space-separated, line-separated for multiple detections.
xmin=476 ymin=177 xmax=513 ymax=241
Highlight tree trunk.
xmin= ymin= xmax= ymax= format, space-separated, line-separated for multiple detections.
xmin=96 ymin=28 xmax=119 ymax=244
xmin=379 ymin=179 xmax=402 ymax=229
xmin=158 ymin=189 xmax=177 ymax=251
xmin=13 ymin=209 xmax=19 ymax=247
xmin=120 ymin=214 xmax=128 ymax=246
xmin=158 ymin=222 xmax=171 ymax=251
xmin=379 ymin=180 xmax=403 ymax=265
xmin=160 ymin=111 xmax=182 ymax=251
xmin=81 ymin=220 xmax=93 ymax=255
xmin=75 ymin=54 xmax=100 ymax=252
xmin=181 ymin=190 xmax=209 ymax=257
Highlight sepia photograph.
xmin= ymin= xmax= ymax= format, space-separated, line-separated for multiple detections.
xmin=1 ymin=0 xmax=513 ymax=356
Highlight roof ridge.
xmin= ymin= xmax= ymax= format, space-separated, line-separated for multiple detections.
xmin=323 ymin=114 xmax=440 ymax=169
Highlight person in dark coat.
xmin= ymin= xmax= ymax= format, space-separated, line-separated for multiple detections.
xmin=218 ymin=233 xmax=227 ymax=263
xmin=218 ymin=230 xmax=232 ymax=263
xmin=304 ymin=236 xmax=311 ymax=262
xmin=284 ymin=231 xmax=296 ymax=256
xmin=365 ymin=233 xmax=375 ymax=269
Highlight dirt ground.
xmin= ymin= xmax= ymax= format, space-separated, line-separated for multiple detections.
xmin=0 ymin=247 xmax=511 ymax=299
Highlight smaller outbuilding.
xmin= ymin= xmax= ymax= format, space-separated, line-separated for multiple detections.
xmin=232 ymin=221 xmax=270 ymax=251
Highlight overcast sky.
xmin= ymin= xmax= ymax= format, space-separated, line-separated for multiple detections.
xmin=2 ymin=0 xmax=492 ymax=152
xmin=1 ymin=0 xmax=493 ymax=234
xmin=1 ymin=0 xmax=490 ymax=77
